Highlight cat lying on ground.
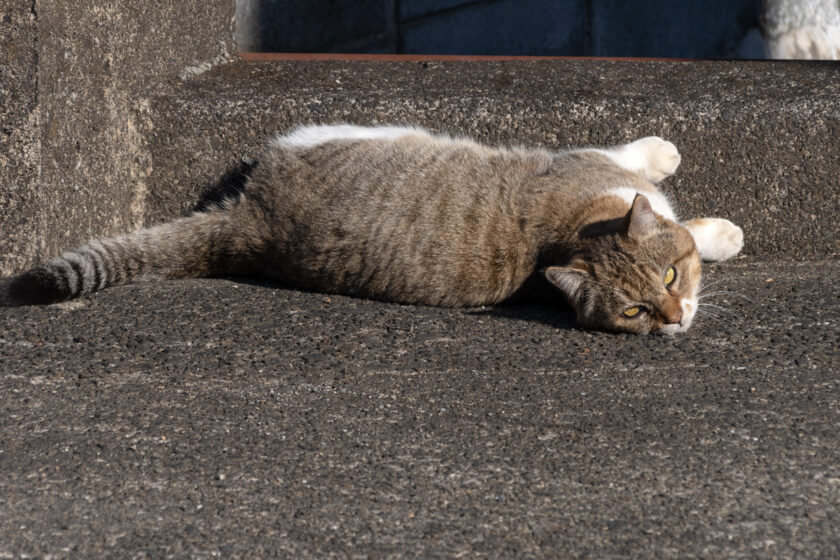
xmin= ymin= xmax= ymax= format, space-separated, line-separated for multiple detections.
xmin=0 ymin=124 xmax=743 ymax=334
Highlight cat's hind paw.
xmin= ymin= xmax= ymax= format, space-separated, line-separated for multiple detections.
xmin=632 ymin=137 xmax=681 ymax=182
xmin=681 ymin=218 xmax=744 ymax=261
xmin=602 ymin=137 xmax=681 ymax=182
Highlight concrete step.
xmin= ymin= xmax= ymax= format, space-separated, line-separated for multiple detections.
xmin=136 ymin=58 xmax=839 ymax=261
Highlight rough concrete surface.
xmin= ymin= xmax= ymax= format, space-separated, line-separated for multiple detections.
xmin=0 ymin=258 xmax=838 ymax=557
xmin=140 ymin=59 xmax=839 ymax=259
xmin=0 ymin=1 xmax=42 ymax=277
xmin=0 ymin=0 xmax=235 ymax=276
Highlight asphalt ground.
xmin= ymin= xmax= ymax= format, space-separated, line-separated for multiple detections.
xmin=1 ymin=257 xmax=838 ymax=558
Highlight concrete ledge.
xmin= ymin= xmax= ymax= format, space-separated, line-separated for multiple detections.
xmin=140 ymin=58 xmax=839 ymax=259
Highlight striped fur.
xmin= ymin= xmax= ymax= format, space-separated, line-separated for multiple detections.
xmin=1 ymin=124 xmax=744 ymax=333
xmin=0 ymin=206 xmax=259 ymax=306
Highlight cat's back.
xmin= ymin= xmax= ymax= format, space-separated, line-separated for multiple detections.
xmin=254 ymin=124 xmax=553 ymax=228
xmin=264 ymin=124 xmax=548 ymax=193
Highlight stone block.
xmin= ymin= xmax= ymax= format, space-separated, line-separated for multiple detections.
xmin=0 ymin=0 xmax=235 ymax=274
xmin=235 ymin=0 xmax=395 ymax=52
xmin=591 ymin=0 xmax=762 ymax=58
xmin=0 ymin=2 xmax=42 ymax=274
xmin=398 ymin=0 xmax=477 ymax=22
xmin=400 ymin=0 xmax=587 ymax=55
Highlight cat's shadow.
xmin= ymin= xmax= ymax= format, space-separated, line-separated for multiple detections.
xmin=221 ymin=275 xmax=579 ymax=331
xmin=467 ymin=303 xmax=578 ymax=330
xmin=471 ymin=272 xmax=579 ymax=329
xmin=470 ymin=279 xmax=578 ymax=330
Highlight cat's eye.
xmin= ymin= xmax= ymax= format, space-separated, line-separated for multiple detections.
xmin=623 ymin=306 xmax=643 ymax=318
xmin=663 ymin=266 xmax=676 ymax=286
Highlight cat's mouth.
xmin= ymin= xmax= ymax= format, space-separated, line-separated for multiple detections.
xmin=657 ymin=297 xmax=697 ymax=335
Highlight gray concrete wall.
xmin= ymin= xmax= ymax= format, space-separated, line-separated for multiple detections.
xmin=235 ymin=0 xmax=765 ymax=58
xmin=0 ymin=0 xmax=236 ymax=275
xmin=0 ymin=2 xmax=42 ymax=276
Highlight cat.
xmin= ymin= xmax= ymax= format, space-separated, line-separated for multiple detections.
xmin=0 ymin=124 xmax=743 ymax=334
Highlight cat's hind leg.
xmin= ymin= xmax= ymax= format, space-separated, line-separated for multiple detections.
xmin=681 ymin=218 xmax=744 ymax=261
xmin=597 ymin=137 xmax=681 ymax=182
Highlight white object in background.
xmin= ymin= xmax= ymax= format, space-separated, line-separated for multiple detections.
xmin=762 ymin=0 xmax=840 ymax=59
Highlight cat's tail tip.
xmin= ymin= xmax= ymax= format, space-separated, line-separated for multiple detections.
xmin=0 ymin=268 xmax=72 ymax=307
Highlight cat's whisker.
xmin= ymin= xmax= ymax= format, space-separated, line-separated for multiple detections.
xmin=697 ymin=279 xmax=728 ymax=292
xmin=697 ymin=290 xmax=752 ymax=303
xmin=697 ymin=309 xmax=723 ymax=319
xmin=698 ymin=291 xmax=736 ymax=298
xmin=698 ymin=302 xmax=738 ymax=318
xmin=695 ymin=306 xmax=724 ymax=318
xmin=699 ymin=300 xmax=732 ymax=310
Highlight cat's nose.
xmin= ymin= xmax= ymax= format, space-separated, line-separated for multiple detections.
xmin=664 ymin=311 xmax=683 ymax=325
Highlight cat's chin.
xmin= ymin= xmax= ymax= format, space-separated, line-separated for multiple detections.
xmin=658 ymin=323 xmax=690 ymax=336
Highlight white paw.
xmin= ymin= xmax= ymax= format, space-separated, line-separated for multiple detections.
xmin=682 ymin=218 xmax=744 ymax=262
xmin=631 ymin=137 xmax=681 ymax=182
xmin=602 ymin=137 xmax=681 ymax=182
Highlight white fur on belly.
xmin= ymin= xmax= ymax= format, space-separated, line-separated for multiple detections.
xmin=606 ymin=187 xmax=677 ymax=221
xmin=273 ymin=124 xmax=427 ymax=148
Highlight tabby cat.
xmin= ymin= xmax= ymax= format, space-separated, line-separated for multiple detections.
xmin=0 ymin=124 xmax=743 ymax=334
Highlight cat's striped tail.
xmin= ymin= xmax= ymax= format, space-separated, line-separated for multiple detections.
xmin=0 ymin=207 xmax=258 ymax=307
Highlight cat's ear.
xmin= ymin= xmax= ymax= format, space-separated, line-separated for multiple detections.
xmin=622 ymin=194 xmax=658 ymax=239
xmin=545 ymin=265 xmax=588 ymax=303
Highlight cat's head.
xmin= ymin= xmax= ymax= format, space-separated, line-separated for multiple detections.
xmin=545 ymin=195 xmax=701 ymax=334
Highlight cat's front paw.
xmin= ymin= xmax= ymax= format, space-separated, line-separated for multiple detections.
xmin=681 ymin=218 xmax=744 ymax=261
xmin=631 ymin=137 xmax=681 ymax=182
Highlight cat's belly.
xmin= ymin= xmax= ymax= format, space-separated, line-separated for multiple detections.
xmin=263 ymin=239 xmax=538 ymax=308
